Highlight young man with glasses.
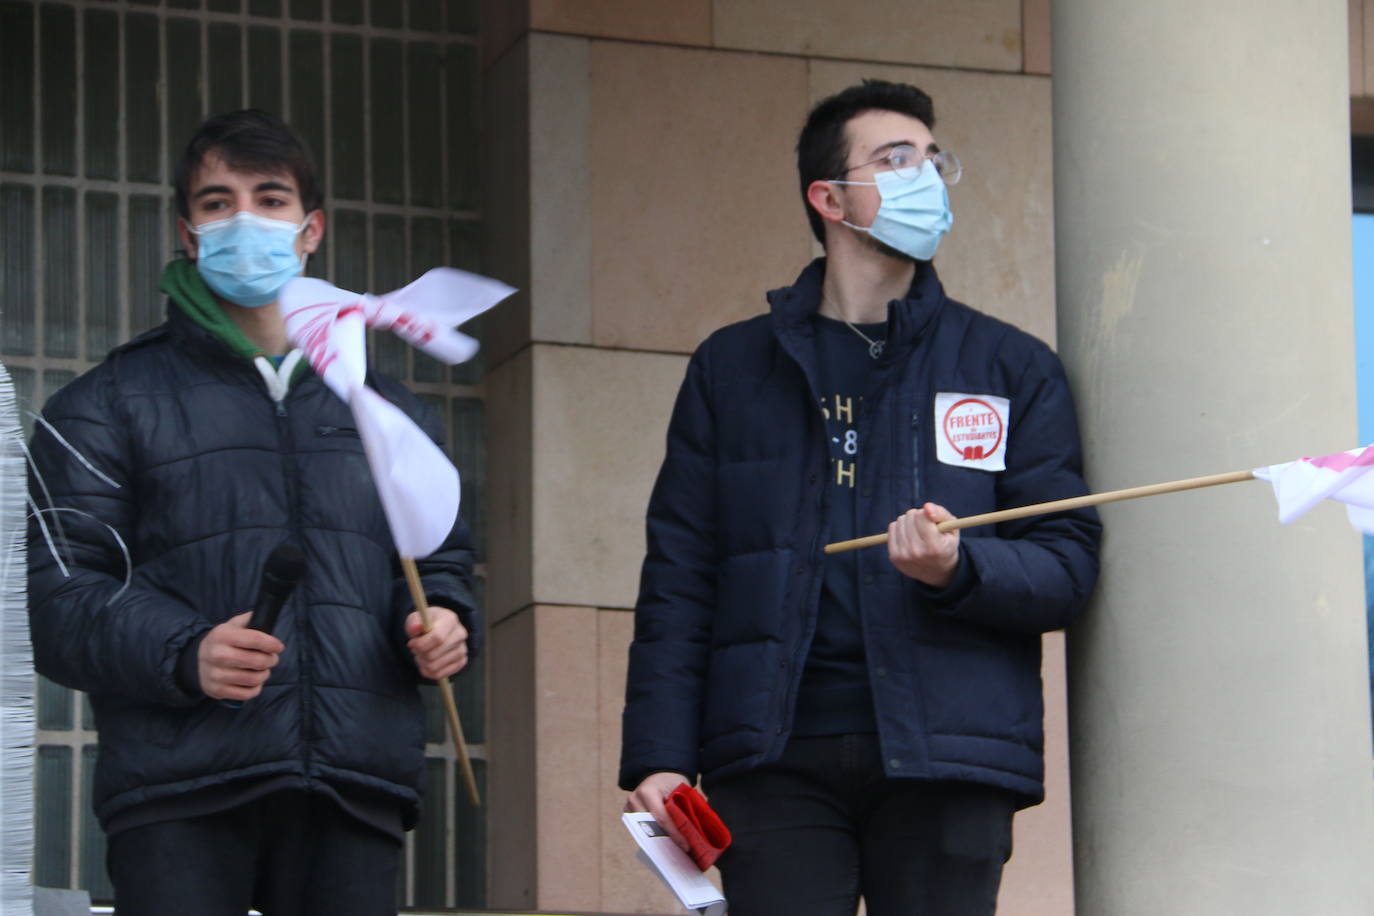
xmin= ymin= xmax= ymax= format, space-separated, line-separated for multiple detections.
xmin=621 ymin=80 xmax=1102 ymax=915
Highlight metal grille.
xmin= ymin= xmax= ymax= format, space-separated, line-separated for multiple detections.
xmin=0 ymin=0 xmax=487 ymax=908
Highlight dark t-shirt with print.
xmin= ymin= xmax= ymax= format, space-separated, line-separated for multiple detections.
xmin=792 ymin=314 xmax=887 ymax=737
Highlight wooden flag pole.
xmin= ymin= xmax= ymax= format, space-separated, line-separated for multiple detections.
xmin=824 ymin=468 xmax=1257 ymax=555
xmin=401 ymin=557 xmax=481 ymax=807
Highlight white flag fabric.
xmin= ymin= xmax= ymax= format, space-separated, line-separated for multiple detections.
xmin=1252 ymin=445 xmax=1374 ymax=533
xmin=280 ymin=269 xmax=514 ymax=558
xmin=282 ymin=268 xmax=513 ymax=403
xmin=351 ymin=386 xmax=462 ymax=558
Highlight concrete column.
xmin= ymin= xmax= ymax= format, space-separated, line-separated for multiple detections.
xmin=1054 ymin=2 xmax=1374 ymax=913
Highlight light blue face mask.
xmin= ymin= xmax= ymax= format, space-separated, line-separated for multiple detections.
xmin=189 ymin=211 xmax=310 ymax=308
xmin=836 ymin=165 xmax=953 ymax=262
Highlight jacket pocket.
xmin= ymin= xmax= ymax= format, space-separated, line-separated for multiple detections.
xmin=316 ymin=425 xmax=360 ymax=438
xmin=914 ymin=638 xmax=1042 ymax=742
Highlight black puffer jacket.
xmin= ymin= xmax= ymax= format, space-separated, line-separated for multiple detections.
xmin=620 ymin=259 xmax=1100 ymax=806
xmin=27 ymin=305 xmax=478 ymax=829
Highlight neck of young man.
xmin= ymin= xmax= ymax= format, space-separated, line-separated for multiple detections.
xmin=221 ymin=299 xmax=291 ymax=357
xmin=818 ymin=232 xmax=917 ymax=326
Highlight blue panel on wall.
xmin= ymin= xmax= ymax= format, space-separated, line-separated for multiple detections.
xmin=1354 ymin=213 xmax=1374 ymax=746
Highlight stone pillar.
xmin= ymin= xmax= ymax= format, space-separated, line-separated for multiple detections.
xmin=479 ymin=15 xmax=810 ymax=914
xmin=1053 ymin=2 xmax=1374 ymax=913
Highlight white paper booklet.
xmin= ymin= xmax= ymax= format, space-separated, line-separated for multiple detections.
xmin=621 ymin=812 xmax=727 ymax=916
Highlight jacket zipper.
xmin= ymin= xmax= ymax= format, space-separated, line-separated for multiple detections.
xmin=911 ymin=411 xmax=922 ymax=505
xmin=272 ymin=390 xmax=313 ymax=781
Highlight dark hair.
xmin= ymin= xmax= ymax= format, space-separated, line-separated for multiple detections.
xmin=795 ymin=80 xmax=936 ymax=244
xmin=174 ymin=109 xmax=322 ymax=219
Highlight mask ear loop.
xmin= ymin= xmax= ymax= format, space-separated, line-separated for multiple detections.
xmin=826 ymin=179 xmax=876 ymax=234
xmin=298 ymin=212 xmax=317 ymax=276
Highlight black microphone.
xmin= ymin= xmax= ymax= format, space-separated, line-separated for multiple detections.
xmin=221 ymin=544 xmax=306 ymax=709
xmin=247 ymin=543 xmax=307 ymax=634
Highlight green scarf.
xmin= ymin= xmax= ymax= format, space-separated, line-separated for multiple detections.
xmin=160 ymin=258 xmax=308 ymax=382
xmin=161 ymin=258 xmax=262 ymax=361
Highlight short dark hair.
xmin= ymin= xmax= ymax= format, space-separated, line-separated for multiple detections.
xmin=795 ymin=80 xmax=936 ymax=244
xmin=174 ymin=109 xmax=322 ymax=219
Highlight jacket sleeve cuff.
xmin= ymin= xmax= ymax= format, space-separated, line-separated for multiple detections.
xmin=619 ymin=767 xmax=699 ymax=792
xmin=421 ymin=588 xmax=483 ymax=660
xmin=914 ymin=544 xmax=977 ymax=607
xmin=174 ymin=630 xmax=210 ymax=698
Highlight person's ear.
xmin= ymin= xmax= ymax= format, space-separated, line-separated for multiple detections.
xmin=301 ymin=209 xmax=326 ymax=255
xmin=805 ymin=179 xmax=847 ymax=227
xmin=177 ymin=217 xmax=198 ymax=261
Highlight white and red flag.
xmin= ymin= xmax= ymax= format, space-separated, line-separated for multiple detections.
xmin=280 ymin=268 xmax=515 ymax=558
xmin=1252 ymin=446 xmax=1374 ymax=533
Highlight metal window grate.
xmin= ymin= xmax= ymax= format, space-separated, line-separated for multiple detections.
xmin=0 ymin=0 xmax=487 ymax=908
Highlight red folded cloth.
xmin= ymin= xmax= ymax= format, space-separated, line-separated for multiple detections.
xmin=665 ymin=783 xmax=732 ymax=871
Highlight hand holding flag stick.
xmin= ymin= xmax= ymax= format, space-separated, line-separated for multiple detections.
xmin=824 ymin=446 xmax=1374 ymax=554
xmin=282 ymin=268 xmax=516 ymax=806
xmin=402 ymin=557 xmax=479 ymax=807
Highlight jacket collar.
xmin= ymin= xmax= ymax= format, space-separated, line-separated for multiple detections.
xmin=165 ymin=300 xmax=247 ymax=366
xmin=767 ymin=257 xmax=947 ymax=371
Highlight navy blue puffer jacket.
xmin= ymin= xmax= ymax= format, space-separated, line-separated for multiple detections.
xmin=619 ymin=260 xmax=1100 ymax=806
xmin=27 ymin=305 xmax=478 ymax=828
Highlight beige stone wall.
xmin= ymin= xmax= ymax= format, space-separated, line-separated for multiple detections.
xmin=481 ymin=2 xmax=1071 ymax=913
xmin=1351 ymin=0 xmax=1374 ymax=132
xmin=1353 ymin=0 xmax=1374 ymax=97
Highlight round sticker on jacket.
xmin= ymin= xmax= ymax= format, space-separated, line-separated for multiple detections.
xmin=935 ymin=392 xmax=1010 ymax=471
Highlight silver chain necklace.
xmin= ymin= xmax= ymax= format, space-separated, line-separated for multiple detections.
xmin=822 ymin=295 xmax=886 ymax=359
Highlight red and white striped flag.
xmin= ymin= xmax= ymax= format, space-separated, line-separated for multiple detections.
xmin=1252 ymin=446 xmax=1374 ymax=533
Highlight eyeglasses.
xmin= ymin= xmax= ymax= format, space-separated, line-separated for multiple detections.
xmin=838 ymin=144 xmax=962 ymax=186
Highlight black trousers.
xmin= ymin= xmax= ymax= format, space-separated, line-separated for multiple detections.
xmin=707 ymin=735 xmax=1016 ymax=916
xmin=106 ymin=790 xmax=402 ymax=916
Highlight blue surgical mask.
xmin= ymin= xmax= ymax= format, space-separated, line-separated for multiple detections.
xmin=836 ymin=165 xmax=953 ymax=261
xmin=189 ymin=211 xmax=311 ymax=308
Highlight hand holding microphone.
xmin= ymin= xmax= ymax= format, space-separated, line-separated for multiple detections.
xmin=201 ymin=545 xmax=305 ymax=705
